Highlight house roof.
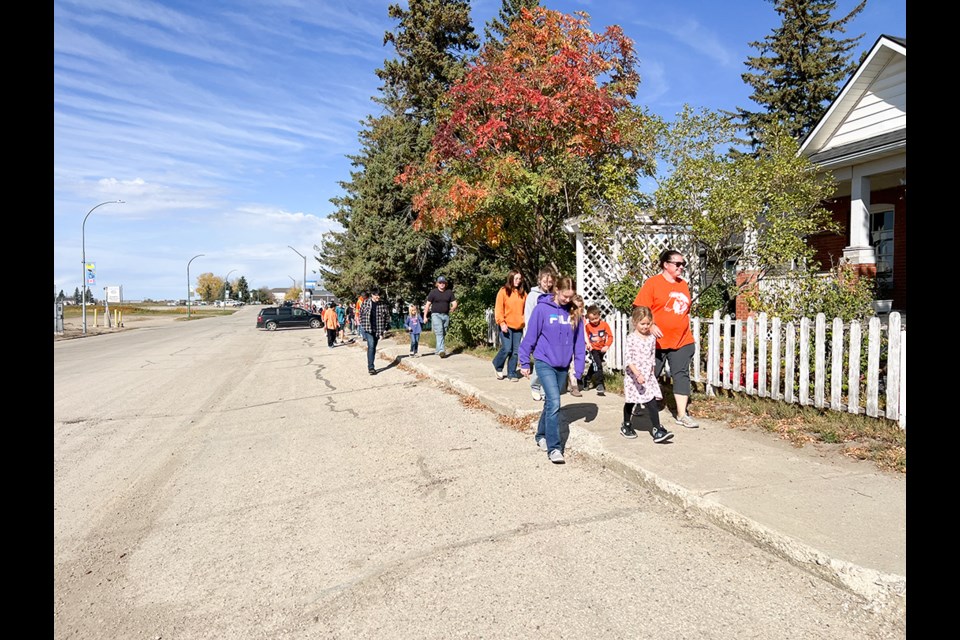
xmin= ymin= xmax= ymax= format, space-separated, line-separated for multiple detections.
xmin=805 ymin=128 xmax=905 ymax=169
xmin=798 ymin=35 xmax=906 ymax=160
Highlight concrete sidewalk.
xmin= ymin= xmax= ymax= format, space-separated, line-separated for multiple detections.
xmin=368 ymin=335 xmax=906 ymax=613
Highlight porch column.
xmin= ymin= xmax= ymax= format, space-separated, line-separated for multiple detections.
xmin=843 ymin=171 xmax=876 ymax=267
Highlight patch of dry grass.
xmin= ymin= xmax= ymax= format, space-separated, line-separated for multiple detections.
xmin=693 ymin=391 xmax=905 ymax=474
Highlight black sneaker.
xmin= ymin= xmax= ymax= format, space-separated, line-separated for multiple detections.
xmin=368 ymin=368 xmax=377 ymax=375
xmin=651 ymin=427 xmax=674 ymax=443
xmin=620 ymin=423 xmax=638 ymax=439
xmin=596 ymin=384 xmax=605 ymax=396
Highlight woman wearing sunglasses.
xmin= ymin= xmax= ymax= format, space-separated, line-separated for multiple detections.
xmin=633 ymin=249 xmax=699 ymax=429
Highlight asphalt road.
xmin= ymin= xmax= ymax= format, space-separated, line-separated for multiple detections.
xmin=53 ymin=308 xmax=905 ymax=639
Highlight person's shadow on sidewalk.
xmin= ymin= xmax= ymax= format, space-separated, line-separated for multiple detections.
xmin=561 ymin=402 xmax=600 ymax=424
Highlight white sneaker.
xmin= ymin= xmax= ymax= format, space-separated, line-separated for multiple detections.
xmin=531 ymin=386 xmax=543 ymax=401
xmin=675 ymin=414 xmax=700 ymax=428
xmin=536 ymin=437 xmax=547 ymax=451
xmin=548 ymin=449 xmax=565 ymax=464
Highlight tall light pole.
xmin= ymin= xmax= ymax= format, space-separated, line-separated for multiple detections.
xmin=223 ymin=269 xmax=237 ymax=307
xmin=288 ymin=246 xmax=307 ymax=307
xmin=187 ymin=254 xmax=204 ymax=319
xmin=82 ymin=200 xmax=124 ymax=335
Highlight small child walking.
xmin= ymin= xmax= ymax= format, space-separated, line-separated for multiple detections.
xmin=582 ymin=304 xmax=613 ymax=396
xmin=405 ymin=305 xmax=423 ymax=357
xmin=622 ymin=305 xmax=674 ymax=443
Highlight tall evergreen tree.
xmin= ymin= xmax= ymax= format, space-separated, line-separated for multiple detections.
xmin=483 ymin=0 xmax=540 ymax=48
xmin=737 ymin=0 xmax=866 ymax=146
xmin=73 ymin=287 xmax=81 ymax=305
xmin=319 ymin=0 xmax=478 ymax=303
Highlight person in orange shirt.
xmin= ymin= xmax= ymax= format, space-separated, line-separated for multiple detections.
xmin=581 ymin=304 xmax=613 ymax=396
xmin=355 ymin=292 xmax=367 ymax=340
xmin=322 ymin=302 xmax=340 ymax=348
xmin=492 ymin=270 xmax=527 ymax=381
xmin=633 ymin=249 xmax=699 ymax=428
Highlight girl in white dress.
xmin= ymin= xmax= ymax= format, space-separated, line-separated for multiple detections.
xmin=622 ymin=306 xmax=674 ymax=443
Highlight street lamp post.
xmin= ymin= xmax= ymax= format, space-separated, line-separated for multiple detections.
xmin=187 ymin=254 xmax=205 ymax=319
xmin=288 ymin=275 xmax=297 ymax=304
xmin=82 ymin=200 xmax=124 ymax=335
xmin=223 ymin=269 xmax=237 ymax=307
xmin=288 ymin=246 xmax=308 ymax=307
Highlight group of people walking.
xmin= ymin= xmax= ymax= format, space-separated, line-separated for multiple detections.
xmin=349 ymin=249 xmax=699 ymax=466
xmin=491 ymin=249 xmax=699 ymax=464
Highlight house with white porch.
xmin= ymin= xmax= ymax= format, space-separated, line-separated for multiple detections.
xmin=799 ymin=35 xmax=906 ymax=314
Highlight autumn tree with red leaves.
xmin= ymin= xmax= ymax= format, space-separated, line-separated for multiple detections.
xmin=398 ymin=7 xmax=659 ymax=280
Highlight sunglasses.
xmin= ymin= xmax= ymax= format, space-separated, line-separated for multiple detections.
xmin=667 ymin=261 xmax=687 ymax=267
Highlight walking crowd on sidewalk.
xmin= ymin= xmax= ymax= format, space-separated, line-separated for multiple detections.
xmin=342 ymin=249 xmax=699 ymax=465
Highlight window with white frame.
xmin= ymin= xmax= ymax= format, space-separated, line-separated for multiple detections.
xmin=870 ymin=206 xmax=894 ymax=298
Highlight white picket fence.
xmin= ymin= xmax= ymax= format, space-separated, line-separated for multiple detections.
xmin=489 ymin=309 xmax=906 ymax=429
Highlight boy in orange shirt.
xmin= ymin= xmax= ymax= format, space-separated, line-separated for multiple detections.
xmin=581 ymin=305 xmax=613 ymax=395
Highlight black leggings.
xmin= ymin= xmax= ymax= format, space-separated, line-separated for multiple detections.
xmin=586 ymin=350 xmax=605 ymax=386
xmin=623 ymin=402 xmax=661 ymax=430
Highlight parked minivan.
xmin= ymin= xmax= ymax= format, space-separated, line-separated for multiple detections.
xmin=256 ymin=306 xmax=323 ymax=331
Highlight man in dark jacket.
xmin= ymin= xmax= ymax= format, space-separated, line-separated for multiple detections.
xmin=359 ymin=287 xmax=391 ymax=375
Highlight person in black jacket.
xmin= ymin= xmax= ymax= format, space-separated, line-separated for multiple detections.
xmin=359 ymin=287 xmax=391 ymax=375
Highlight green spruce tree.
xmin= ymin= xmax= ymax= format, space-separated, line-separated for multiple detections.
xmin=737 ymin=0 xmax=866 ymax=147
xmin=319 ymin=0 xmax=478 ymax=304
xmin=483 ymin=0 xmax=540 ymax=49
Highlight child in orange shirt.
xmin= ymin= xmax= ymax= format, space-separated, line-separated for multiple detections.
xmin=581 ymin=305 xmax=613 ymax=396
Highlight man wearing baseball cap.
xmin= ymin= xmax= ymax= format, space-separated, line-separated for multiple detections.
xmin=423 ymin=276 xmax=457 ymax=358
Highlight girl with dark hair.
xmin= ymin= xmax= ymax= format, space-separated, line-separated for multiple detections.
xmin=492 ymin=270 xmax=528 ymax=381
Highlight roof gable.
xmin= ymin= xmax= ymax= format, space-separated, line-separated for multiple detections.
xmin=799 ymin=35 xmax=906 ymax=158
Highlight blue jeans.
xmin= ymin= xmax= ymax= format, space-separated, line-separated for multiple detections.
xmin=431 ymin=313 xmax=450 ymax=354
xmin=410 ymin=333 xmax=420 ymax=354
xmin=492 ymin=327 xmax=523 ymax=379
xmin=365 ymin=332 xmax=380 ymax=370
xmin=534 ymin=360 xmax=569 ymax=454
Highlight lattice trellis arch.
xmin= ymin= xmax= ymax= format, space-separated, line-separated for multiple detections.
xmin=570 ymin=220 xmax=703 ymax=316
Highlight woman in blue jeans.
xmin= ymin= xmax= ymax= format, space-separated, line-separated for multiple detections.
xmin=518 ymin=276 xmax=585 ymax=464
xmin=492 ymin=270 xmax=527 ymax=380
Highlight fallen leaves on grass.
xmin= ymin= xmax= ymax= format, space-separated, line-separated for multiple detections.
xmin=692 ymin=392 xmax=905 ymax=474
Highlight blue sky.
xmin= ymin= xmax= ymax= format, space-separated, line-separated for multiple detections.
xmin=53 ymin=0 xmax=906 ymax=302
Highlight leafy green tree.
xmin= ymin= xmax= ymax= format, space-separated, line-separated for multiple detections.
xmin=587 ymin=107 xmax=840 ymax=312
xmin=737 ymin=0 xmax=866 ymax=147
xmin=320 ymin=0 xmax=478 ymax=303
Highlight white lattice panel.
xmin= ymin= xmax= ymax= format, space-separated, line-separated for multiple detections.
xmin=576 ymin=226 xmax=701 ymax=316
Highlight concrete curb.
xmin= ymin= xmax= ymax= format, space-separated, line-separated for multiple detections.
xmin=571 ymin=438 xmax=906 ymax=610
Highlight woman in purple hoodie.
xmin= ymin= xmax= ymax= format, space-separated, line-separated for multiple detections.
xmin=519 ymin=276 xmax=586 ymax=464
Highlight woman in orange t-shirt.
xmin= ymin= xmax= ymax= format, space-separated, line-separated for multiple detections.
xmin=633 ymin=249 xmax=699 ymax=429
